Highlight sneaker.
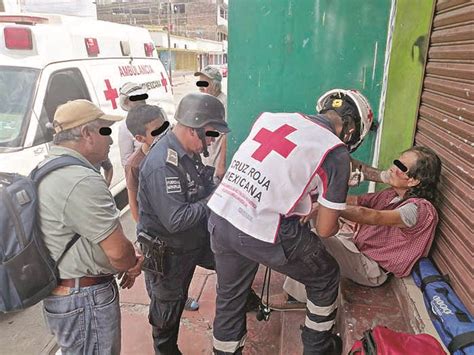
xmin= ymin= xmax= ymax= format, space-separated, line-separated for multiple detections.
xmin=184 ymin=297 xmax=199 ymax=311
xmin=244 ymin=289 xmax=261 ymax=312
xmin=263 ymin=293 xmax=306 ymax=311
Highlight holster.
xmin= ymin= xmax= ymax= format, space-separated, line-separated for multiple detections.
xmin=137 ymin=231 xmax=167 ymax=275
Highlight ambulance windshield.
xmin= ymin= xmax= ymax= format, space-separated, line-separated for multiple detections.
xmin=0 ymin=66 xmax=39 ymax=148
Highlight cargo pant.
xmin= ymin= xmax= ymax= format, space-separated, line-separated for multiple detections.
xmin=144 ymin=240 xmax=215 ymax=355
xmin=209 ymin=212 xmax=340 ymax=355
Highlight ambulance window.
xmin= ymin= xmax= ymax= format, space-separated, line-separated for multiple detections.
xmin=0 ymin=66 xmax=39 ymax=148
xmin=35 ymin=68 xmax=91 ymax=145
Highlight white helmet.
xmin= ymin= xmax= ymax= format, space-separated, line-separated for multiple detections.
xmin=316 ymin=89 xmax=374 ymax=152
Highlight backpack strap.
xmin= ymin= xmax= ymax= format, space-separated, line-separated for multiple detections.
xmin=448 ymin=331 xmax=474 ymax=354
xmin=413 ymin=259 xmax=451 ymax=293
xmin=420 ymin=274 xmax=451 ymax=293
xmin=30 ymin=155 xmax=95 ymax=184
xmin=55 ymin=233 xmax=81 ymax=268
xmin=30 ymin=155 xmax=97 ymax=266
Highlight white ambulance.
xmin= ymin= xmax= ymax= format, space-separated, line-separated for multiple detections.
xmin=0 ymin=13 xmax=175 ymax=199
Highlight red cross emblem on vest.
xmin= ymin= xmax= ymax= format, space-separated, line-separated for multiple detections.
xmin=103 ymin=79 xmax=118 ymax=109
xmin=251 ymin=124 xmax=297 ymax=162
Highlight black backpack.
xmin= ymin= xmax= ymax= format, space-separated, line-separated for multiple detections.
xmin=0 ymin=156 xmax=92 ymax=313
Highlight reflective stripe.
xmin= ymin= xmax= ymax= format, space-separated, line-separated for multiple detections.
xmin=306 ymin=299 xmax=337 ymax=317
xmin=213 ymin=334 xmax=247 ymax=353
xmin=305 ymin=316 xmax=335 ymax=331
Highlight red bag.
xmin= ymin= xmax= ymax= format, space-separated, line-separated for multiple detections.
xmin=349 ymin=326 xmax=446 ymax=355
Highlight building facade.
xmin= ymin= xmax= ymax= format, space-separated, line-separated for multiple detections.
xmin=96 ymin=0 xmax=227 ymax=42
xmin=149 ymin=27 xmax=226 ymax=71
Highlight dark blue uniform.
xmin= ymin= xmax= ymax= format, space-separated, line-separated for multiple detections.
xmin=138 ymin=131 xmax=215 ymax=355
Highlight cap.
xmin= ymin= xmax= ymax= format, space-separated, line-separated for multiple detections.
xmin=194 ymin=65 xmax=222 ymax=82
xmin=53 ymin=99 xmax=123 ymax=133
xmin=119 ymin=82 xmax=148 ymax=97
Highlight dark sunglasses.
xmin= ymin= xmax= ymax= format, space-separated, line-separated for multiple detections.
xmin=393 ymin=159 xmax=408 ymax=173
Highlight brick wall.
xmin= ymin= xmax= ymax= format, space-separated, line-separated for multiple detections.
xmin=186 ymin=2 xmax=218 ymax=41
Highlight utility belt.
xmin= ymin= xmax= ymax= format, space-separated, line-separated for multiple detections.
xmin=137 ymin=231 xmax=199 ymax=275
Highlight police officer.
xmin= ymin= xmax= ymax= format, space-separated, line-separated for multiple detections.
xmin=137 ymin=93 xmax=229 ymax=354
xmin=207 ymin=89 xmax=374 ymax=355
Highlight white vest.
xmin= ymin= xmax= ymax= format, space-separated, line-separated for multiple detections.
xmin=208 ymin=112 xmax=344 ymax=243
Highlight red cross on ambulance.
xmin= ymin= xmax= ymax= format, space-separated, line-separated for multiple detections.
xmin=160 ymin=72 xmax=168 ymax=93
xmin=103 ymin=79 xmax=119 ymax=109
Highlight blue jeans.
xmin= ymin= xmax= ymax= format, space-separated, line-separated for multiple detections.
xmin=42 ymin=280 xmax=121 ymax=355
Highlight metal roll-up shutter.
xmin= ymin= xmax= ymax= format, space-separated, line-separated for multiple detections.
xmin=414 ymin=0 xmax=473 ymax=313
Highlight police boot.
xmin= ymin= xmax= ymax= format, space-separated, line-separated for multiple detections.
xmin=302 ymin=328 xmax=342 ymax=355
xmin=325 ymin=334 xmax=342 ymax=355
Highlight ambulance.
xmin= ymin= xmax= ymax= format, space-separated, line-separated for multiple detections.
xmin=0 ymin=13 xmax=175 ymax=199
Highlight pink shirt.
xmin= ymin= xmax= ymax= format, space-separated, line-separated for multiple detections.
xmin=354 ymin=188 xmax=438 ymax=277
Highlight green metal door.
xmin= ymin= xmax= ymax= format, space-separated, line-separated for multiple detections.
xmin=228 ymin=0 xmax=392 ymax=191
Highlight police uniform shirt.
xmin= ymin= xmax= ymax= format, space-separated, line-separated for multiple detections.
xmin=137 ymin=131 xmax=209 ymax=248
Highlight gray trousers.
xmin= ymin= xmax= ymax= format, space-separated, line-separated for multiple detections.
xmin=284 ymin=232 xmax=388 ymax=302
xmin=209 ymin=212 xmax=340 ymax=355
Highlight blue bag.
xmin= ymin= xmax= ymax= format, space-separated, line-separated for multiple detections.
xmin=413 ymin=258 xmax=474 ymax=354
xmin=0 ymin=156 xmax=91 ymax=313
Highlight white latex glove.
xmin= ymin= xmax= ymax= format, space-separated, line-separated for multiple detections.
xmin=380 ymin=170 xmax=390 ymax=184
xmin=348 ymin=168 xmax=364 ymax=187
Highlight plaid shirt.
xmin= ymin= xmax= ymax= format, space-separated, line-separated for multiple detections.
xmin=354 ymin=188 xmax=438 ymax=277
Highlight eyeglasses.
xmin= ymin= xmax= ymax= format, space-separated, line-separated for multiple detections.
xmin=393 ymin=159 xmax=409 ymax=174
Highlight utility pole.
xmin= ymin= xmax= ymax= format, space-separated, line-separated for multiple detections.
xmin=167 ymin=0 xmax=173 ymax=86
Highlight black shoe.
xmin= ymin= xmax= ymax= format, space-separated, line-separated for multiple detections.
xmin=245 ymin=289 xmax=261 ymax=313
xmin=326 ymin=334 xmax=342 ymax=355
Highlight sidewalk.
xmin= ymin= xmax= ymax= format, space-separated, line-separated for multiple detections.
xmin=119 ymin=207 xmax=413 ymax=354
xmin=119 ymin=266 xmax=306 ymax=355
xmin=0 ymin=207 xmax=423 ymax=354
xmin=119 ymin=264 xmax=425 ymax=354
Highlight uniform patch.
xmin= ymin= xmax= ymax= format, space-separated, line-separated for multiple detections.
xmin=166 ymin=149 xmax=178 ymax=166
xmin=165 ymin=177 xmax=182 ymax=193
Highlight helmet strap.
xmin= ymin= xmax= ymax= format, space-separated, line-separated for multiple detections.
xmin=340 ymin=116 xmax=361 ymax=152
xmin=196 ymin=128 xmax=209 ymax=158
xmin=338 ymin=117 xmax=352 ymax=142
